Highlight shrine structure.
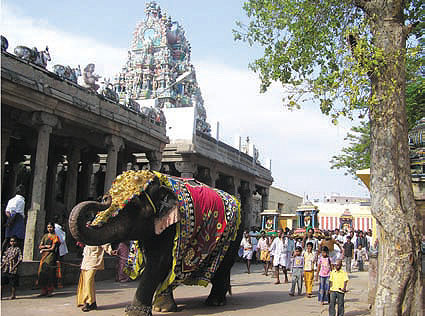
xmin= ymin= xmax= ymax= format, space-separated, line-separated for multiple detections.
xmin=113 ymin=1 xmax=211 ymax=136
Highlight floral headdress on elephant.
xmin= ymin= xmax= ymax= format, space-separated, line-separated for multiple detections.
xmin=90 ymin=170 xmax=166 ymax=227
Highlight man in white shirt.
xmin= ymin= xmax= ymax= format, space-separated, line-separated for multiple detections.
xmin=77 ymin=243 xmax=117 ymax=311
xmin=53 ymin=216 xmax=69 ymax=258
xmin=240 ymin=231 xmax=253 ymax=273
xmin=269 ymin=230 xmax=289 ymax=284
xmin=3 ymin=185 xmax=26 ymax=251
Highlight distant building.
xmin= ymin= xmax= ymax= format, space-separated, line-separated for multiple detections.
xmin=315 ymin=197 xmax=373 ymax=232
xmin=260 ymin=186 xmax=303 ymax=230
xmin=323 ymin=195 xmax=370 ymax=204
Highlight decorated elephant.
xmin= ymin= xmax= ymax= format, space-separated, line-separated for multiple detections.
xmin=69 ymin=170 xmax=242 ymax=316
xmin=14 ymin=45 xmax=51 ymax=68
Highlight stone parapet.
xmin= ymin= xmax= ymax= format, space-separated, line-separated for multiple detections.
xmin=1 ymin=52 xmax=168 ymax=151
xmin=193 ymin=132 xmax=273 ymax=186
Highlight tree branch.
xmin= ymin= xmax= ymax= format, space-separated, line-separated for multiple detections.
xmin=403 ymin=22 xmax=419 ymax=38
xmin=353 ymin=0 xmax=370 ymax=10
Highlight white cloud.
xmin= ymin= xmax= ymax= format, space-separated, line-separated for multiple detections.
xmin=193 ymin=60 xmax=368 ymax=197
xmin=1 ymin=4 xmax=370 ymax=199
xmin=1 ymin=4 xmax=127 ymax=81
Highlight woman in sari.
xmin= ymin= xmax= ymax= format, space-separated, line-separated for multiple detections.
xmin=37 ymin=222 xmax=59 ymax=296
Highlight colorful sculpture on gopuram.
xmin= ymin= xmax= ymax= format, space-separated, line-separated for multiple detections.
xmin=113 ymin=1 xmax=211 ymax=135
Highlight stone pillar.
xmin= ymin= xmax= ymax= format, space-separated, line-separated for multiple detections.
xmin=146 ymin=151 xmax=163 ymax=171
xmin=64 ymin=143 xmax=81 ymax=215
xmin=79 ymin=151 xmax=98 ymax=201
xmin=224 ymin=176 xmax=236 ymax=195
xmin=239 ymin=181 xmax=253 ymax=230
xmin=234 ymin=178 xmax=241 ymax=199
xmin=104 ymin=135 xmax=124 ymax=193
xmin=260 ymin=187 xmax=270 ymax=211
xmin=24 ymin=112 xmax=58 ymax=261
xmin=46 ymin=152 xmax=63 ymax=217
xmin=210 ymin=170 xmax=219 ymax=187
xmin=175 ymin=161 xmax=197 ymax=178
xmin=6 ymin=162 xmax=19 ymax=198
xmin=1 ymin=128 xmax=11 ymax=186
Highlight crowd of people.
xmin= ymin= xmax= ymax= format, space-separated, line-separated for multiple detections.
xmin=0 ymin=185 xmax=132 ymax=313
xmin=1 ymin=184 xmax=422 ymax=315
xmin=240 ymin=227 xmax=376 ymax=315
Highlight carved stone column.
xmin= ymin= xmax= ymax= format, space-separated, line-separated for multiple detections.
xmin=79 ymin=151 xmax=98 ymax=201
xmin=210 ymin=169 xmax=220 ymax=188
xmin=146 ymin=151 xmax=162 ymax=171
xmin=24 ymin=112 xmax=59 ymax=261
xmin=4 ymin=145 xmax=25 ymax=199
xmin=104 ymin=135 xmax=124 ymax=193
xmin=64 ymin=142 xmax=82 ymax=215
xmin=224 ymin=176 xmax=236 ymax=195
xmin=260 ymin=187 xmax=270 ymax=211
xmin=238 ymin=181 xmax=254 ymax=231
xmin=196 ymin=167 xmax=211 ymax=185
xmin=1 ymin=128 xmax=11 ymax=186
xmin=46 ymin=151 xmax=63 ymax=218
xmin=175 ymin=161 xmax=197 ymax=178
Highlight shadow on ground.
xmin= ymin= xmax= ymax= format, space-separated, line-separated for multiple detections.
xmin=173 ymin=290 xmax=305 ymax=316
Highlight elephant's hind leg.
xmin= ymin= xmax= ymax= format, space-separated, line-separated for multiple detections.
xmin=153 ymin=287 xmax=177 ymax=312
xmin=205 ymin=258 xmax=233 ymax=306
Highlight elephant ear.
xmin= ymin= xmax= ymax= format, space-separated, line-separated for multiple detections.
xmin=154 ymin=185 xmax=180 ymax=235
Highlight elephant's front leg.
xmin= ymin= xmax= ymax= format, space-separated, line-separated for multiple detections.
xmin=153 ymin=286 xmax=177 ymax=312
xmin=125 ymin=250 xmax=172 ymax=316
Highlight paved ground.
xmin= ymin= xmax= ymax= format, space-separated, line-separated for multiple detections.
xmin=1 ymin=262 xmax=370 ymax=316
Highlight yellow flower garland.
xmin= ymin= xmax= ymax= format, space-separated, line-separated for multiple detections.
xmin=90 ymin=170 xmax=157 ymax=226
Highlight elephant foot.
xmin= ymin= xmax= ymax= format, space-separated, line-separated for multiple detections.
xmin=205 ymin=295 xmax=226 ymax=307
xmin=125 ymin=304 xmax=152 ymax=316
xmin=153 ymin=291 xmax=178 ymax=312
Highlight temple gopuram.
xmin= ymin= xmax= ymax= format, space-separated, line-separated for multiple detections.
xmin=113 ymin=1 xmax=211 ymax=135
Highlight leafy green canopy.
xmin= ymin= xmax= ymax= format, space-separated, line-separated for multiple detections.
xmin=331 ymin=31 xmax=424 ymax=178
xmin=234 ymin=0 xmax=424 ymax=123
xmin=330 ymin=120 xmax=371 ymax=177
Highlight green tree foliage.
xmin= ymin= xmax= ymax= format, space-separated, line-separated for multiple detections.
xmin=330 ymin=120 xmax=370 ymax=177
xmin=233 ymin=0 xmax=424 ymax=120
xmin=331 ymin=33 xmax=424 ymax=178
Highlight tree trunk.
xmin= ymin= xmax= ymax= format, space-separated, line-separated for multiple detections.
xmin=368 ymin=2 xmax=423 ymax=314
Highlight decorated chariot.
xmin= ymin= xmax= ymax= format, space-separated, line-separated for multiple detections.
xmin=291 ymin=201 xmax=324 ymax=239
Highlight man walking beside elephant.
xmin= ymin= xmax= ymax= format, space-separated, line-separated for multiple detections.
xmin=76 ymin=243 xmax=117 ymax=312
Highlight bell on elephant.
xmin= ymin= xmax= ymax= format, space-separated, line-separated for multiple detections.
xmin=69 ymin=169 xmax=243 ymax=316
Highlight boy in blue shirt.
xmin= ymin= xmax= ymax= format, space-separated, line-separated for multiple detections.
xmin=289 ymin=246 xmax=304 ymax=296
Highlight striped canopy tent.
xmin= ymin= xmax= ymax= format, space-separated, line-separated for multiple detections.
xmin=316 ymin=202 xmax=374 ymax=232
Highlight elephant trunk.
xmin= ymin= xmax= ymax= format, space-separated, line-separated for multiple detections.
xmin=69 ymin=197 xmax=131 ymax=246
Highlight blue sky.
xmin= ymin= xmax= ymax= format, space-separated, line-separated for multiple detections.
xmin=4 ymin=0 xmax=260 ymax=69
xmin=1 ymin=0 xmax=370 ymax=199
